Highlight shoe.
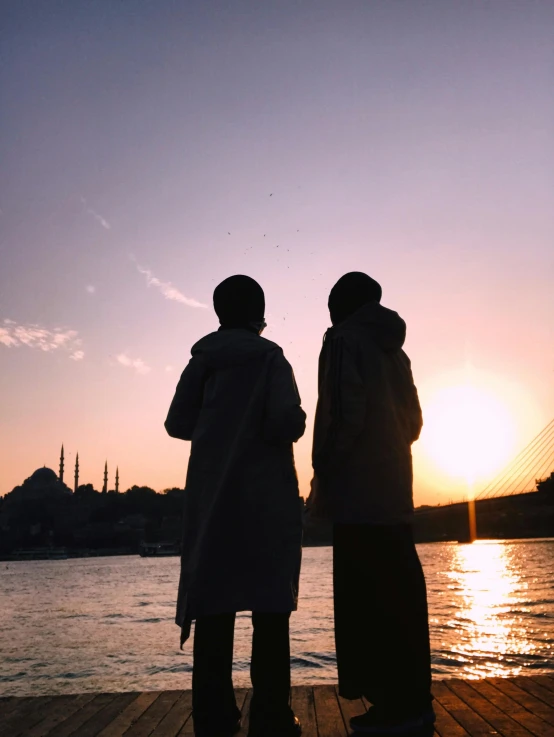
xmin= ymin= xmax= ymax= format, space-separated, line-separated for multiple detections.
xmin=350 ymin=706 xmax=436 ymax=734
xmin=289 ymin=715 xmax=302 ymax=736
xmin=194 ymin=716 xmax=241 ymax=737
xmin=248 ymin=714 xmax=301 ymax=737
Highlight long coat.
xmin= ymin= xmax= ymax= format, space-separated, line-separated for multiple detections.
xmin=165 ymin=329 xmax=306 ymax=645
xmin=309 ymin=301 xmax=423 ymax=525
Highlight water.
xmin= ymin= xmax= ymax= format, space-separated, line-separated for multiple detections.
xmin=1 ymin=540 xmax=553 ymax=696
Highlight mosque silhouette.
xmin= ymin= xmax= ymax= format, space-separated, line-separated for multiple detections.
xmin=20 ymin=445 xmax=120 ymax=496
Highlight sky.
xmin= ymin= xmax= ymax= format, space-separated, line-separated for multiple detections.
xmin=1 ymin=0 xmax=553 ymax=504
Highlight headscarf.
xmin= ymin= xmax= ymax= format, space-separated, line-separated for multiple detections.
xmin=213 ymin=275 xmax=265 ymax=330
xmin=328 ymin=272 xmax=382 ymax=326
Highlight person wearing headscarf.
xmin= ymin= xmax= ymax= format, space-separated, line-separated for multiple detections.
xmin=166 ymin=275 xmax=305 ymax=737
xmin=309 ymin=272 xmax=434 ymax=735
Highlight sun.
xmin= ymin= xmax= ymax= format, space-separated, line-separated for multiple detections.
xmin=420 ymin=382 xmax=517 ymax=487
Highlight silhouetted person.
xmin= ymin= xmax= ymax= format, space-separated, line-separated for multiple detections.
xmin=165 ymin=275 xmax=305 ymax=737
xmin=308 ymin=272 xmax=434 ymax=735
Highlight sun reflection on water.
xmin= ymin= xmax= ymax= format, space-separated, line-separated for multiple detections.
xmin=1 ymin=544 xmax=553 ymax=695
xmin=448 ymin=540 xmax=533 ymax=678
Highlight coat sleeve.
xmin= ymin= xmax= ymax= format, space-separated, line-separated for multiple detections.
xmin=262 ymin=350 xmax=306 ymax=444
xmin=164 ymin=356 xmax=208 ymax=441
xmin=403 ymin=353 xmax=423 ymax=442
xmin=312 ymin=334 xmax=366 ymax=475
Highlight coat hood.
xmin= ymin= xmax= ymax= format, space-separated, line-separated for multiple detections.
xmin=191 ymin=329 xmax=280 ymax=369
xmin=336 ymin=301 xmax=407 ymax=352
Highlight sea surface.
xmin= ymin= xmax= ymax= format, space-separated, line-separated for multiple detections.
xmin=1 ymin=540 xmax=553 ymax=696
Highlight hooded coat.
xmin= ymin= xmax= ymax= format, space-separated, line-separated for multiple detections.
xmin=165 ymin=329 xmax=306 ymax=644
xmin=310 ymin=302 xmax=422 ymax=525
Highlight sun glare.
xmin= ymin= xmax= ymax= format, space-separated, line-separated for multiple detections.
xmin=421 ymin=382 xmax=517 ymax=487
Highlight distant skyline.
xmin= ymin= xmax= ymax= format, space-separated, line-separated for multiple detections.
xmin=1 ymin=1 xmax=553 ymax=503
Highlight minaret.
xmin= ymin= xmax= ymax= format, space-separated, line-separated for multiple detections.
xmin=102 ymin=461 xmax=108 ymax=493
xmin=59 ymin=444 xmax=65 ymax=484
xmin=74 ymin=453 xmax=79 ymax=493
xmin=115 ymin=466 xmax=120 ymax=494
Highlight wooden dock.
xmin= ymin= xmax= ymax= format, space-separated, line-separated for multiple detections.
xmin=1 ymin=676 xmax=554 ymax=737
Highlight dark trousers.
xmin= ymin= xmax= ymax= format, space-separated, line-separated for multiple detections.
xmin=193 ymin=611 xmax=293 ymax=733
xmin=334 ymin=523 xmax=433 ymax=714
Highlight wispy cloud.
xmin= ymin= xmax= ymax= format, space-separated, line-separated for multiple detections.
xmin=135 ymin=264 xmax=207 ymax=309
xmin=116 ymin=352 xmax=151 ymax=375
xmin=1 ymin=319 xmax=83 ymax=359
xmin=81 ymin=196 xmax=111 ymax=231
xmin=86 ymin=285 xmax=96 ymax=294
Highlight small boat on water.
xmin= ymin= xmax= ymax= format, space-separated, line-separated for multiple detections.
xmin=10 ymin=547 xmax=69 ymax=560
xmin=139 ymin=541 xmax=180 ymax=557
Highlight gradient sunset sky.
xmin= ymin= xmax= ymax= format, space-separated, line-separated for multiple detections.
xmin=1 ymin=1 xmax=553 ymax=504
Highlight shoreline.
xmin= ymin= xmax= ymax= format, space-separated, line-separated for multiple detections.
xmin=2 ymin=535 xmax=554 ymax=562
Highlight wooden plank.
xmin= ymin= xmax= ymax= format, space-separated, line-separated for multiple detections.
xmin=48 ymin=693 xmax=118 ymax=737
xmin=0 ymin=696 xmax=53 ymax=736
xmin=96 ymin=692 xmax=160 ymax=737
xmin=433 ymin=700 xmax=471 ymax=737
xmin=175 ymin=695 xmax=195 ymax=737
xmin=11 ymin=696 xmax=58 ymax=737
xmin=433 ymin=681 xmax=499 ymax=736
xmin=150 ymin=691 xmax=192 ymax=737
xmin=235 ymin=688 xmax=249 ymax=733
xmin=125 ymin=691 xmax=182 ymax=737
xmin=24 ymin=694 xmax=97 ymax=737
xmin=447 ymin=679 xmax=534 ymax=736
xmin=530 ymin=677 xmax=554 ymax=696
xmin=236 ymin=689 xmax=252 ymax=737
xmin=492 ymin=676 xmax=554 ymax=726
xmin=175 ymin=707 xmax=194 ymax=736
xmin=510 ymin=678 xmax=554 ymax=720
xmin=509 ymin=677 xmax=554 ymax=726
xmin=335 ymin=686 xmax=367 ymax=727
xmin=488 ymin=679 xmax=554 ymax=733
xmin=3 ymin=679 xmax=553 ymax=737
xmin=67 ymin=692 xmax=138 ymax=737
xmin=290 ymin=686 xmax=317 ymax=737
xmin=472 ymin=680 xmax=554 ymax=737
xmin=0 ymin=697 xmax=35 ymax=724
xmin=313 ymin=684 xmax=347 ymax=737
xmin=527 ymin=678 xmax=554 ymax=702
xmin=0 ymin=697 xmax=48 ymax=726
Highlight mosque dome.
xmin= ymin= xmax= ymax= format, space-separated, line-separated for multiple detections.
xmin=29 ymin=467 xmax=59 ymax=486
xmin=8 ymin=466 xmax=72 ymax=499
xmin=5 ymin=450 xmax=73 ymax=503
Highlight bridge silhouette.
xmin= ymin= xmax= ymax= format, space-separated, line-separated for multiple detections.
xmin=412 ymin=418 xmax=554 ymax=542
xmin=475 ymin=417 xmax=554 ymax=500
